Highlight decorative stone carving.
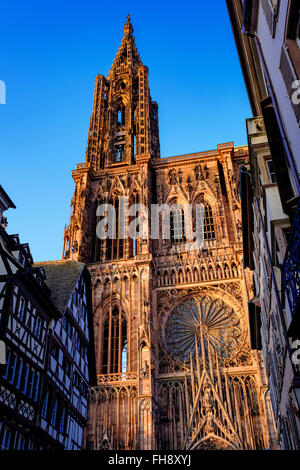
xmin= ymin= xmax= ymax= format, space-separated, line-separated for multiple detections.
xmin=165 ymin=296 xmax=243 ymax=365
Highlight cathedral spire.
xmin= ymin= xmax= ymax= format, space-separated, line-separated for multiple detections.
xmin=83 ymin=17 xmax=160 ymax=170
xmin=108 ymin=14 xmax=142 ymax=80
xmin=123 ymin=14 xmax=133 ymax=38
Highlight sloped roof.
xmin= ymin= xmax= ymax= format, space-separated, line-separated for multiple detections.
xmin=0 ymin=185 xmax=16 ymax=211
xmin=33 ymin=260 xmax=85 ymax=314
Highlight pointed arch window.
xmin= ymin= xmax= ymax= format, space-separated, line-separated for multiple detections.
xmin=170 ymin=204 xmax=186 ymax=245
xmin=121 ymin=340 xmax=127 ymax=372
xmin=114 ymin=102 xmax=126 ymax=163
xmin=117 ymin=104 xmax=126 ymax=127
xmin=102 ymin=307 xmax=127 ymax=374
xmin=129 ymin=192 xmax=141 ymax=258
xmin=117 ymin=110 xmax=122 ymax=125
xmin=95 ymin=196 xmax=124 ymax=262
xmin=204 ymin=203 xmax=216 ymax=241
xmin=193 ymin=198 xmax=216 ymax=247
xmin=115 ymin=145 xmax=124 ymax=163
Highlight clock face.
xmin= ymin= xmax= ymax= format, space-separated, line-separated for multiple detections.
xmin=165 ymin=296 xmax=242 ymax=365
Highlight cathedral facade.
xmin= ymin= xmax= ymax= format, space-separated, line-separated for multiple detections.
xmin=63 ymin=17 xmax=277 ymax=450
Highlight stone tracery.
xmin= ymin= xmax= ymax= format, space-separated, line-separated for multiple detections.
xmin=165 ymin=296 xmax=242 ymax=365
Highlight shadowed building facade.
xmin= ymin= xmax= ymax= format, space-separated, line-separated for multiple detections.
xmin=63 ymin=17 xmax=277 ymax=450
xmin=226 ymin=0 xmax=300 ymax=449
xmin=0 ymin=187 xmax=96 ymax=450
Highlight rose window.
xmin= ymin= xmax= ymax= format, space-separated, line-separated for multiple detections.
xmin=165 ymin=296 xmax=242 ymax=364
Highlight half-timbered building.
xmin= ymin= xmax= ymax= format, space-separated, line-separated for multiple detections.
xmin=0 ymin=189 xmax=61 ymax=449
xmin=0 ymin=186 xmax=96 ymax=450
xmin=34 ymin=261 xmax=97 ymax=450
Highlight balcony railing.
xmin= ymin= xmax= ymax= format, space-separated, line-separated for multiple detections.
xmin=97 ymin=372 xmax=138 ymax=384
xmin=282 ymin=202 xmax=300 ymax=320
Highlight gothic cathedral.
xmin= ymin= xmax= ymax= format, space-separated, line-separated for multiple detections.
xmin=63 ymin=17 xmax=276 ymax=450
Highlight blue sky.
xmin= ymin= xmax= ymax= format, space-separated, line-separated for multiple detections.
xmin=0 ymin=0 xmax=251 ymax=261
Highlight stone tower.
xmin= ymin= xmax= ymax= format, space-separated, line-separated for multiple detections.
xmin=63 ymin=17 xmax=277 ymax=450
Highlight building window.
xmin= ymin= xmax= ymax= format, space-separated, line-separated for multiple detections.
xmin=51 ymin=342 xmax=59 ymax=360
xmin=17 ymin=296 xmax=26 ymax=322
xmin=8 ymin=352 xmax=17 ymax=384
xmin=115 ymin=144 xmax=124 ymax=163
xmin=0 ymin=426 xmax=12 ymax=450
xmin=266 ymin=159 xmax=277 ymax=183
xmin=33 ymin=372 xmax=40 ymax=402
xmin=204 ymin=204 xmax=216 ymax=241
xmin=81 ymin=304 xmax=87 ymax=324
xmin=170 ymin=205 xmax=185 ymax=245
xmin=117 ymin=104 xmax=125 ymax=127
xmin=62 ymin=315 xmax=67 ymax=331
xmin=33 ymin=316 xmax=43 ymax=340
xmin=129 ymin=193 xmax=140 ymax=258
xmin=3 ymin=349 xmax=11 ymax=380
xmin=261 ymin=96 xmax=296 ymax=213
xmin=104 ymin=197 xmax=124 ymax=261
xmin=59 ymin=406 xmax=67 ymax=434
xmin=121 ymin=340 xmax=127 ymax=372
xmin=21 ymin=364 xmax=30 ymax=394
xmin=63 ymin=357 xmax=71 ymax=377
xmin=27 ymin=368 xmax=35 ymax=399
xmin=15 ymin=358 xmax=23 ymax=390
xmin=15 ymin=432 xmax=26 ymax=450
xmin=41 ymin=390 xmax=49 ymax=419
xmin=51 ymin=398 xmax=58 ymax=427
xmin=67 ymin=321 xmax=73 ymax=339
xmin=102 ymin=307 xmax=127 ymax=374
xmin=74 ymin=371 xmax=81 ymax=390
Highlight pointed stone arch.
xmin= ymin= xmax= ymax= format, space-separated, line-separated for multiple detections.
xmin=109 ymin=175 xmax=125 ymax=198
xmin=190 ymin=434 xmax=241 ymax=450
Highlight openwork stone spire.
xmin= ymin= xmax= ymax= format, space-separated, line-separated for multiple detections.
xmin=107 ymin=15 xmax=142 ymax=81
xmin=84 ymin=14 xmax=160 ymax=170
xmin=123 ymin=14 xmax=133 ymax=37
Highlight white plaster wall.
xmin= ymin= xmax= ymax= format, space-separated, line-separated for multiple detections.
xmin=265 ymin=186 xmax=287 ymax=236
xmin=256 ymin=1 xmax=300 ymax=181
